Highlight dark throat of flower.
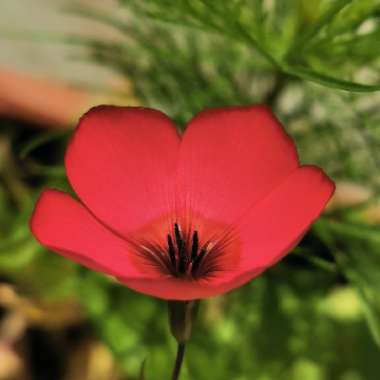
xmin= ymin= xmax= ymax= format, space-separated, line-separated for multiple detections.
xmin=167 ymin=223 xmax=207 ymax=277
xmin=132 ymin=221 xmax=230 ymax=280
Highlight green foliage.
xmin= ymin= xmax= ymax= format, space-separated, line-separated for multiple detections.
xmin=75 ymin=267 xmax=380 ymax=379
xmin=1 ymin=0 xmax=380 ymax=379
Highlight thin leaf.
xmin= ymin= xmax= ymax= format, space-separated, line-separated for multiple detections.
xmin=19 ymin=130 xmax=69 ymax=160
xmin=139 ymin=358 xmax=147 ymax=380
xmin=284 ymin=66 xmax=380 ymax=92
xmin=27 ymin=162 xmax=66 ymax=177
xmin=357 ymin=287 xmax=380 ymax=347
xmin=286 ymin=0 xmax=353 ymax=58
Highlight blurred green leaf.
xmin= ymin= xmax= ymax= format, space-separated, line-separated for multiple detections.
xmin=326 ymin=0 xmax=380 ymax=36
xmin=139 ymin=358 xmax=147 ymax=380
xmin=285 ymin=0 xmax=353 ymax=58
xmin=284 ymin=65 xmax=380 ymax=92
xmin=0 ymin=234 xmax=40 ymax=271
xmin=19 ymin=130 xmax=69 ymax=160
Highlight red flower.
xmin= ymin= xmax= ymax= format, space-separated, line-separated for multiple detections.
xmin=30 ymin=105 xmax=335 ymax=300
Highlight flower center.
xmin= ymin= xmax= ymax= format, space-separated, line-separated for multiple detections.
xmin=166 ymin=223 xmax=214 ymax=277
xmin=129 ymin=217 xmax=238 ymax=280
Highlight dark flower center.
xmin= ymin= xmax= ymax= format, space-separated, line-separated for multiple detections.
xmin=133 ymin=222 xmax=227 ymax=279
xmin=167 ymin=223 xmax=209 ymax=276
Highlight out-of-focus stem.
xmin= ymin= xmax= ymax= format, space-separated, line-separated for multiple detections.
xmin=171 ymin=343 xmax=186 ymax=380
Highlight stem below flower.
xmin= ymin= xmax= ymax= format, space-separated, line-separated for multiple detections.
xmin=168 ymin=300 xmax=199 ymax=380
xmin=168 ymin=300 xmax=199 ymax=343
xmin=171 ymin=343 xmax=186 ymax=380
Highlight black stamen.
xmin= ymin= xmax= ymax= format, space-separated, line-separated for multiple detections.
xmin=191 ymin=231 xmax=199 ymax=261
xmin=174 ymin=223 xmax=186 ymax=273
xmin=167 ymin=235 xmax=176 ymax=268
xmin=178 ymin=257 xmax=186 ymax=273
xmin=174 ymin=223 xmax=182 ymax=250
xmin=191 ymin=246 xmax=207 ymax=274
xmin=178 ymin=243 xmax=187 ymax=273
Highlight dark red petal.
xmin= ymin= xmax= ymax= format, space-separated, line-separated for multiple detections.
xmin=30 ymin=189 xmax=146 ymax=279
xmin=236 ymin=165 xmax=335 ymax=270
xmin=177 ymin=105 xmax=298 ymax=223
xmin=65 ymin=106 xmax=180 ymax=237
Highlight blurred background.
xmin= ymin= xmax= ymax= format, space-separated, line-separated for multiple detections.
xmin=0 ymin=0 xmax=380 ymax=379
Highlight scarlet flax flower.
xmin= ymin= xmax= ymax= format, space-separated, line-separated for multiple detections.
xmin=30 ymin=105 xmax=335 ymax=300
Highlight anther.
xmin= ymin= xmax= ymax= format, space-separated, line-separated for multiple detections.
xmin=174 ymin=223 xmax=182 ymax=249
xmin=191 ymin=231 xmax=199 ymax=261
xmin=191 ymin=246 xmax=207 ymax=274
xmin=174 ymin=223 xmax=186 ymax=274
xmin=167 ymin=235 xmax=176 ymax=268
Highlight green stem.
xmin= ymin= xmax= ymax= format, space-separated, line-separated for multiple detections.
xmin=168 ymin=301 xmax=199 ymax=342
xmin=168 ymin=301 xmax=199 ymax=379
xmin=171 ymin=343 xmax=186 ymax=380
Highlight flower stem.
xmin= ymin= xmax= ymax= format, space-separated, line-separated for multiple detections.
xmin=168 ymin=301 xmax=199 ymax=380
xmin=168 ymin=300 xmax=199 ymax=342
xmin=171 ymin=343 xmax=186 ymax=380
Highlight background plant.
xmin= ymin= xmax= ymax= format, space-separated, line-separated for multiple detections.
xmin=1 ymin=1 xmax=380 ymax=379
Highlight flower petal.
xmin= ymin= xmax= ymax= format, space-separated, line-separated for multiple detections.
xmin=65 ymin=106 xmax=180 ymax=236
xmin=236 ymin=165 xmax=334 ymax=270
xmin=124 ymin=166 xmax=334 ymax=300
xmin=117 ymin=268 xmax=265 ymax=300
xmin=177 ymin=105 xmax=299 ymax=223
xmin=30 ymin=189 xmax=143 ymax=278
